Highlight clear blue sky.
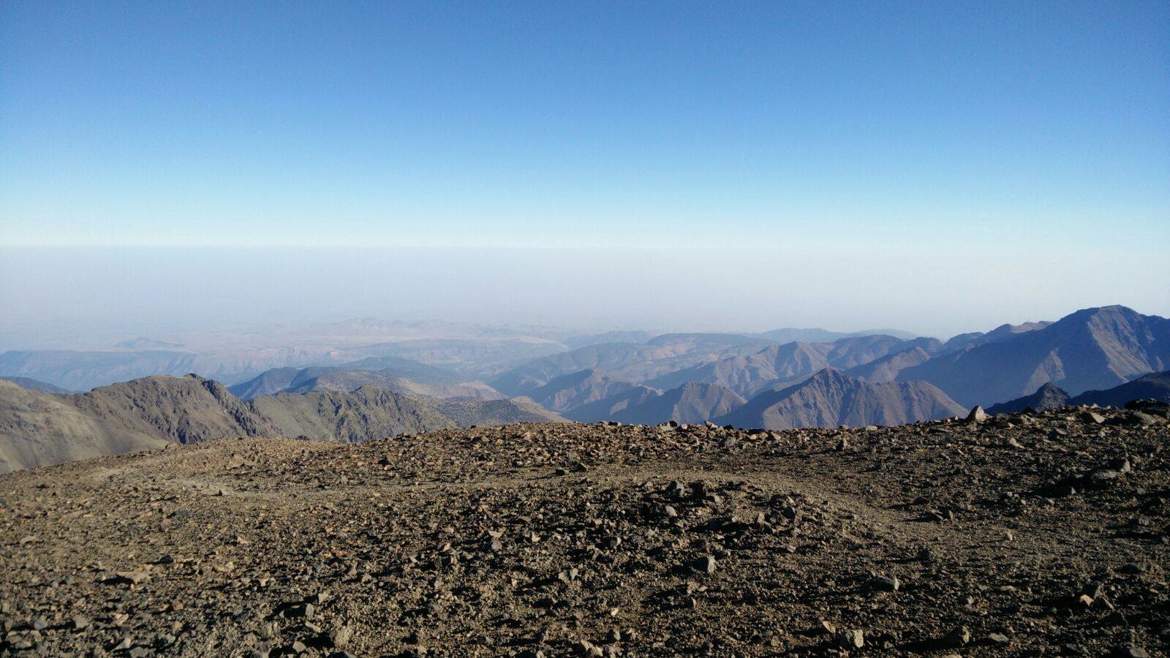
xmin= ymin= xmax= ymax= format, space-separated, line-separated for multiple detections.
xmin=2 ymin=1 xmax=1167 ymax=249
xmin=1 ymin=2 xmax=1169 ymax=340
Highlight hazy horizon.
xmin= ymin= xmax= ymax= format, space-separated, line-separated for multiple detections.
xmin=1 ymin=245 xmax=1166 ymax=350
xmin=2 ymin=3 xmax=1168 ymax=348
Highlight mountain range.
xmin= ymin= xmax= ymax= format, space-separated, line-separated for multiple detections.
xmin=0 ymin=374 xmax=560 ymax=473
xmin=487 ymin=305 xmax=1169 ymax=429
xmin=228 ymin=361 xmax=502 ymax=401
xmin=714 ymin=368 xmax=965 ymax=430
xmin=3 ymin=305 xmax=1169 ymax=473
xmin=989 ymin=370 xmax=1170 ymax=414
xmin=896 ymin=306 xmax=1169 ymax=406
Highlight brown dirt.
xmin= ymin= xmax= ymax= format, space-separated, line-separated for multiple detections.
xmin=1 ymin=406 xmax=1168 ymax=657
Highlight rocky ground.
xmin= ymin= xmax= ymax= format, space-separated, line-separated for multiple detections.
xmin=1 ymin=404 xmax=1168 ymax=657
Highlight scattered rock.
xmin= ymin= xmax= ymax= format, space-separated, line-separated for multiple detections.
xmin=945 ymin=625 xmax=971 ymax=647
xmin=836 ymin=629 xmax=864 ymax=649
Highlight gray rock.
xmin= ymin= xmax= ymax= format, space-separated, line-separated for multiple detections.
xmin=836 ymin=629 xmax=864 ymax=649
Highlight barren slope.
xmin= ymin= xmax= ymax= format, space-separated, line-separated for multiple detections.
xmin=1 ymin=406 xmax=1167 ymax=656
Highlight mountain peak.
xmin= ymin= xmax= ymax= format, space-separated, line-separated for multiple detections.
xmin=1057 ymin=305 xmax=1142 ymax=325
xmin=805 ymin=367 xmax=850 ymax=385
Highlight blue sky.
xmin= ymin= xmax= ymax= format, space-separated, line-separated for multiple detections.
xmin=1 ymin=2 xmax=1168 ymax=338
xmin=2 ymin=1 xmax=1167 ymax=249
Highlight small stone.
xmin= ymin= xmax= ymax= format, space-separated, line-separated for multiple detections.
xmin=329 ymin=624 xmax=353 ymax=649
xmin=836 ymin=629 xmax=864 ymax=649
xmin=988 ymin=633 xmax=1010 ymax=645
xmin=946 ymin=625 xmax=971 ymax=647
xmin=967 ymin=406 xmax=989 ymax=423
xmin=1081 ymin=411 xmax=1106 ymax=424
xmin=310 ymin=590 xmax=331 ymax=605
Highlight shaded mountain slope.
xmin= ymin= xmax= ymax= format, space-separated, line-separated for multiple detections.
xmin=228 ymin=367 xmax=303 ymax=399
xmin=717 ymin=368 xmax=965 ymax=430
xmin=526 ymin=369 xmax=642 ymax=413
xmin=611 ymin=382 xmax=746 ymax=425
xmin=490 ymin=343 xmax=651 ymax=395
xmin=563 ymin=385 xmax=661 ymax=423
xmin=0 ymin=380 xmax=167 ymax=474
xmin=823 ymin=334 xmax=921 ymax=369
xmin=1071 ymin=371 xmax=1170 ymax=407
xmin=847 ymin=344 xmax=936 ymax=383
xmin=986 ymin=383 xmax=1072 ymax=415
xmin=646 ymin=341 xmax=831 ymax=397
xmin=900 ymin=306 xmax=1170 ymax=406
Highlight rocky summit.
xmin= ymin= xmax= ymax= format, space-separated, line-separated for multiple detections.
xmin=1 ymin=404 xmax=1168 ymax=657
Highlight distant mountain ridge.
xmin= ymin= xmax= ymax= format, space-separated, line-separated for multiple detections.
xmin=525 ymin=369 xmax=644 ymax=413
xmin=647 ymin=335 xmax=929 ymax=397
xmin=758 ymin=327 xmax=917 ymax=343
xmin=230 ymin=361 xmax=501 ymax=401
xmin=986 ymin=370 xmax=1170 ymax=414
xmin=610 ymin=382 xmax=746 ymax=425
xmin=716 ymin=368 xmax=965 ymax=430
xmin=489 ymin=334 xmax=779 ymax=396
xmin=0 ymin=374 xmax=561 ymax=473
xmin=0 ymin=376 xmax=72 ymax=394
xmin=4 ymin=306 xmax=1169 ymax=461
xmin=986 ymin=383 xmax=1072 ymax=414
xmin=0 ymin=380 xmax=168 ymax=474
xmin=899 ymin=306 xmax=1170 ymax=406
xmin=1072 ymin=371 xmax=1170 ymax=408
